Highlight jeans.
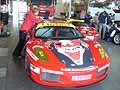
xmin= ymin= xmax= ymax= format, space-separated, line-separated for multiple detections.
xmin=99 ymin=23 xmax=108 ymax=39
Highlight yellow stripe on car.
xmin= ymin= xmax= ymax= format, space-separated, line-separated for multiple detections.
xmin=36 ymin=22 xmax=74 ymax=29
xmin=67 ymin=19 xmax=84 ymax=23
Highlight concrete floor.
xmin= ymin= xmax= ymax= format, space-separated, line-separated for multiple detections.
xmin=0 ymin=18 xmax=120 ymax=90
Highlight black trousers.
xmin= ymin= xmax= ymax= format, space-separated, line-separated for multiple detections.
xmin=13 ymin=31 xmax=27 ymax=57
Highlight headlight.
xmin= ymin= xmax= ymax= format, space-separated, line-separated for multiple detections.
xmin=41 ymin=72 xmax=60 ymax=82
xmin=97 ymin=64 xmax=109 ymax=77
xmin=34 ymin=48 xmax=48 ymax=62
xmin=98 ymin=47 xmax=106 ymax=59
xmin=97 ymin=68 xmax=107 ymax=77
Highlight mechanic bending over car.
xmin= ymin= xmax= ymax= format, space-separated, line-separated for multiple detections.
xmin=13 ymin=5 xmax=43 ymax=59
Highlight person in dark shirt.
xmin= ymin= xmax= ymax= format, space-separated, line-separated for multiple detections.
xmin=98 ymin=11 xmax=110 ymax=39
xmin=84 ymin=12 xmax=92 ymax=26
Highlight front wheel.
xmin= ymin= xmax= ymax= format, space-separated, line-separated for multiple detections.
xmin=113 ymin=33 xmax=120 ymax=45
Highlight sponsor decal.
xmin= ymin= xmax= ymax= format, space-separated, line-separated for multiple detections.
xmin=34 ymin=48 xmax=48 ymax=62
xmin=57 ymin=46 xmax=85 ymax=65
xmin=98 ymin=47 xmax=106 ymax=58
xmin=53 ymin=40 xmax=90 ymax=65
xmin=61 ymin=66 xmax=96 ymax=71
xmin=37 ymin=23 xmax=73 ymax=28
xmin=26 ymin=48 xmax=39 ymax=61
xmin=72 ymin=74 xmax=92 ymax=81
xmin=41 ymin=68 xmax=63 ymax=74
xmin=30 ymin=64 xmax=40 ymax=74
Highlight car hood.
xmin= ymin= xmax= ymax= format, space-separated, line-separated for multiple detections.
xmin=45 ymin=39 xmax=93 ymax=68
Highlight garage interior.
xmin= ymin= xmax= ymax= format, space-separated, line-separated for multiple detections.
xmin=0 ymin=0 xmax=120 ymax=90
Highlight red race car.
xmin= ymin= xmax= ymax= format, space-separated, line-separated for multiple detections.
xmin=25 ymin=20 xmax=110 ymax=87
xmin=67 ymin=19 xmax=99 ymax=41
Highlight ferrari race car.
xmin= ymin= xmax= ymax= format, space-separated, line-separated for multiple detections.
xmin=25 ymin=20 xmax=110 ymax=87
xmin=67 ymin=19 xmax=99 ymax=41
xmin=106 ymin=21 xmax=120 ymax=45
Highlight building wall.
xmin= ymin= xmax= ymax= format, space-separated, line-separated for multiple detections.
xmin=54 ymin=0 xmax=71 ymax=18
xmin=54 ymin=0 xmax=88 ymax=18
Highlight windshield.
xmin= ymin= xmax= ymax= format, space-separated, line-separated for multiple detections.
xmin=35 ymin=26 xmax=84 ymax=40
xmin=31 ymin=0 xmax=54 ymax=6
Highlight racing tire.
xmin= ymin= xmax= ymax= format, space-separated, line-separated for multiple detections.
xmin=113 ymin=33 xmax=120 ymax=45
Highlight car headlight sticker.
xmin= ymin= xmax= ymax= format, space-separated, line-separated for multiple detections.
xmin=34 ymin=48 xmax=48 ymax=62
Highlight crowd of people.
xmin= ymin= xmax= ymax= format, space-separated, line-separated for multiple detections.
xmin=84 ymin=11 xmax=114 ymax=40
xmin=71 ymin=10 xmax=115 ymax=40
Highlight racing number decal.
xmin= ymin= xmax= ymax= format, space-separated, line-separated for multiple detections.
xmin=99 ymin=47 xmax=106 ymax=58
